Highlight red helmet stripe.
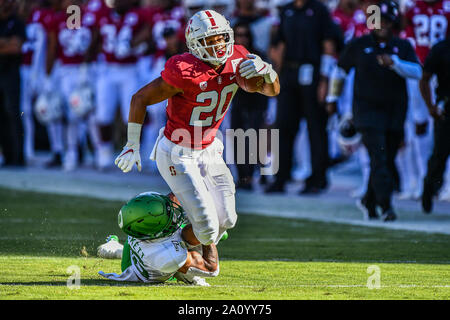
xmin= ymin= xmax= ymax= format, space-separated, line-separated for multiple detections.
xmin=205 ymin=10 xmax=217 ymax=27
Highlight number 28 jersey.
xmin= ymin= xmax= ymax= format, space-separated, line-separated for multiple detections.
xmin=404 ymin=0 xmax=450 ymax=63
xmin=161 ymin=44 xmax=250 ymax=149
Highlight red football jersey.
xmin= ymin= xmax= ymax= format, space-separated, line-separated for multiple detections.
xmin=151 ymin=5 xmax=186 ymax=52
xmin=22 ymin=8 xmax=54 ymax=66
xmin=47 ymin=8 xmax=96 ymax=65
xmin=332 ymin=8 xmax=369 ymax=43
xmin=161 ymin=45 xmax=250 ymax=149
xmin=85 ymin=0 xmax=110 ymax=17
xmin=405 ymin=0 xmax=450 ymax=63
xmin=97 ymin=8 xmax=149 ymax=64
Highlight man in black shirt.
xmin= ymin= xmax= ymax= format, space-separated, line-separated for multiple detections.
xmin=267 ymin=0 xmax=339 ymax=194
xmin=420 ymin=37 xmax=450 ymax=214
xmin=326 ymin=0 xmax=422 ymax=221
xmin=0 ymin=0 xmax=26 ymax=167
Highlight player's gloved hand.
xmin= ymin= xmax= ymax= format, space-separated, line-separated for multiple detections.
xmin=239 ymin=54 xmax=277 ymax=83
xmin=115 ymin=123 xmax=143 ymax=173
xmin=115 ymin=142 xmax=142 ymax=173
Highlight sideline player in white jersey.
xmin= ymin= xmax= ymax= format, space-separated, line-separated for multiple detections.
xmin=98 ymin=192 xmax=218 ymax=286
xmin=114 ymin=10 xmax=280 ymax=246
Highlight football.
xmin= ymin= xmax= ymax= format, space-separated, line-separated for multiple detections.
xmin=235 ymin=59 xmax=265 ymax=93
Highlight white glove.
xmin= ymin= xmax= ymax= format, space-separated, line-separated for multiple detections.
xmin=115 ymin=142 xmax=142 ymax=173
xmin=115 ymin=123 xmax=142 ymax=173
xmin=239 ymin=54 xmax=277 ymax=83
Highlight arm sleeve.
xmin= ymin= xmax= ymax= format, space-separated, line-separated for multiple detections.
xmin=390 ymin=55 xmax=422 ymax=79
xmin=160 ymin=56 xmax=186 ymax=89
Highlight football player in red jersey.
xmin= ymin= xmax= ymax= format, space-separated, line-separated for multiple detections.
xmin=115 ymin=10 xmax=279 ymax=246
xmin=94 ymin=0 xmax=152 ymax=170
xmin=19 ymin=0 xmax=53 ymax=164
xmin=398 ymin=0 xmax=450 ymax=199
xmin=45 ymin=0 xmax=101 ymax=171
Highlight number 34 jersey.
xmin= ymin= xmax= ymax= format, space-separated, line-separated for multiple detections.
xmin=404 ymin=0 xmax=450 ymax=63
xmin=161 ymin=44 xmax=250 ymax=149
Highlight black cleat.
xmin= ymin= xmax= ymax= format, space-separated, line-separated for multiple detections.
xmin=299 ymin=185 xmax=323 ymax=195
xmin=381 ymin=208 xmax=397 ymax=222
xmin=265 ymin=181 xmax=285 ymax=193
xmin=421 ymin=183 xmax=433 ymax=214
xmin=45 ymin=153 xmax=63 ymax=168
xmin=356 ymin=198 xmax=379 ymax=220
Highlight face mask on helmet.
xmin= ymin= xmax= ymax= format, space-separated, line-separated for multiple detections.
xmin=118 ymin=192 xmax=186 ymax=240
xmin=185 ymin=10 xmax=234 ymax=66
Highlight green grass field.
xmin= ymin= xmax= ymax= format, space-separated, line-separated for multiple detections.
xmin=0 ymin=187 xmax=449 ymax=299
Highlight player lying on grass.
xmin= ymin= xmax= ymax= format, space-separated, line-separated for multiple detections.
xmin=97 ymin=192 xmax=220 ymax=286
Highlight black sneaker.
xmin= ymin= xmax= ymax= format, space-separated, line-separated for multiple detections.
xmin=381 ymin=208 xmax=397 ymax=222
xmin=421 ymin=183 xmax=433 ymax=214
xmin=299 ymin=184 xmax=323 ymax=195
xmin=236 ymin=181 xmax=253 ymax=191
xmin=265 ymin=181 xmax=285 ymax=193
xmin=45 ymin=153 xmax=62 ymax=168
xmin=356 ymin=198 xmax=379 ymax=220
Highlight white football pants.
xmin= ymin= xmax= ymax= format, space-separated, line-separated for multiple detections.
xmin=151 ymin=128 xmax=237 ymax=246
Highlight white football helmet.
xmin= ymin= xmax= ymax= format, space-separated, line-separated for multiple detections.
xmin=69 ymin=83 xmax=95 ymax=118
xmin=34 ymin=92 xmax=63 ymax=124
xmin=337 ymin=114 xmax=362 ymax=155
xmin=185 ymin=10 xmax=234 ymax=66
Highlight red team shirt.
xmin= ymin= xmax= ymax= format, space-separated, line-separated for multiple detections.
xmin=405 ymin=0 xmax=450 ymax=63
xmin=161 ymin=45 xmax=250 ymax=149
xmin=97 ymin=7 xmax=149 ymax=64
xmin=47 ymin=8 xmax=97 ymax=65
xmin=332 ymin=8 xmax=369 ymax=43
xmin=22 ymin=7 xmax=54 ymax=66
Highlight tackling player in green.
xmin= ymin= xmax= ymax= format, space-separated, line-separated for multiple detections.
xmin=97 ymin=192 xmax=220 ymax=286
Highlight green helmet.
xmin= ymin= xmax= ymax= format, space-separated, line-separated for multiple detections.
xmin=118 ymin=192 xmax=186 ymax=240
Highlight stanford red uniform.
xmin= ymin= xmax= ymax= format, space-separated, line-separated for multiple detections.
xmin=161 ymin=45 xmax=250 ymax=149
xmin=47 ymin=9 xmax=96 ymax=65
xmin=97 ymin=8 xmax=149 ymax=64
xmin=405 ymin=0 xmax=450 ymax=63
xmin=332 ymin=8 xmax=368 ymax=43
xmin=22 ymin=7 xmax=53 ymax=66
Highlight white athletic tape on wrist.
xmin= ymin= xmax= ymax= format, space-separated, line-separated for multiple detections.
xmin=186 ymin=265 xmax=220 ymax=278
xmin=127 ymin=123 xmax=142 ymax=145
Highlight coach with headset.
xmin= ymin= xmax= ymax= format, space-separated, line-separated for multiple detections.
xmin=326 ymin=0 xmax=422 ymax=221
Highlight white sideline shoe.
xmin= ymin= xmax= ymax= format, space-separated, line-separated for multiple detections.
xmin=97 ymin=236 xmax=123 ymax=259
